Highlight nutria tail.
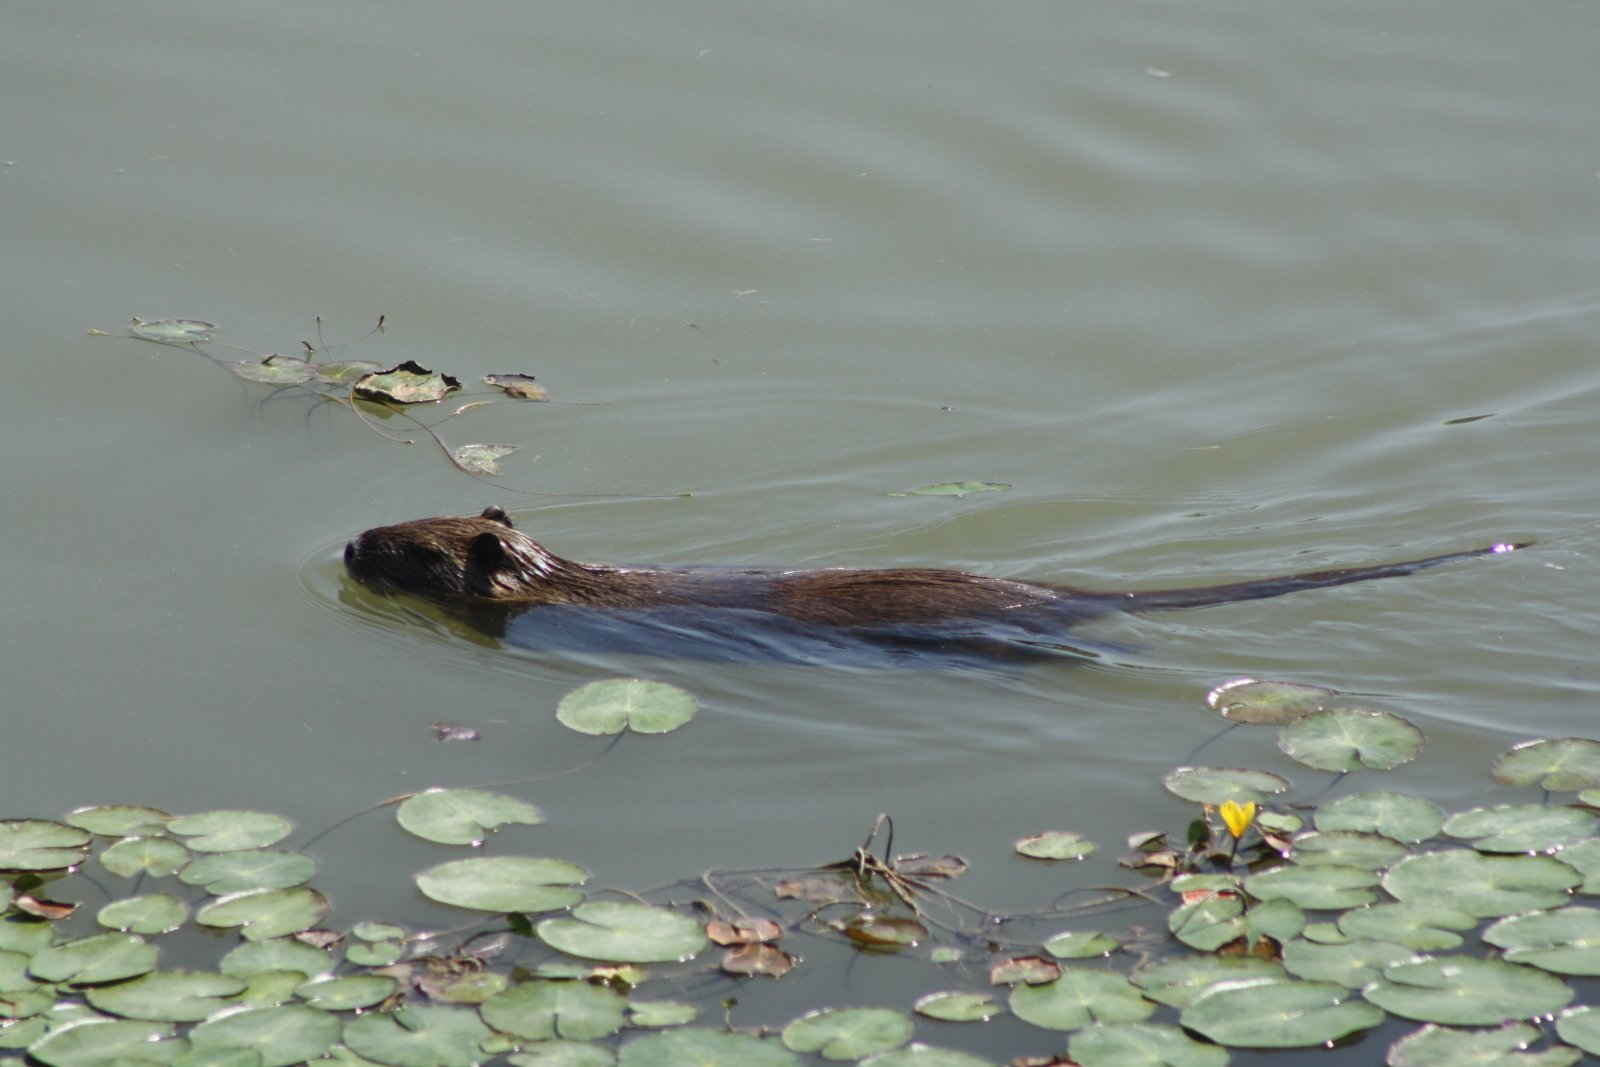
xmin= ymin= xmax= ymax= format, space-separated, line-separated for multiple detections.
xmin=1117 ymin=541 xmax=1531 ymax=614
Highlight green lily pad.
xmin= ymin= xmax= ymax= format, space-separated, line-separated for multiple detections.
xmin=1206 ymin=678 xmax=1333 ymax=724
xmin=455 ymin=444 xmax=519 ymax=476
xmin=1314 ymin=791 xmax=1444 ymax=843
xmin=1337 ymin=903 xmax=1477 ymax=951
xmin=1015 ymin=831 xmax=1095 ymax=861
xmin=1443 ymin=804 xmax=1598 ymax=853
xmin=782 ymin=1008 xmax=913 ymax=1059
xmin=189 ymin=1006 xmax=341 ymax=1067
xmin=911 ymin=992 xmax=1003 ymax=1022
xmin=232 ymin=357 xmax=316 ymax=386
xmin=218 ymin=939 xmax=333 ymax=981
xmin=1382 ymin=849 xmax=1580 ymax=917
xmin=1277 ymin=708 xmax=1423 ymax=771
xmin=1245 ymin=864 xmax=1380 ymax=910
xmin=1043 ymin=930 xmax=1119 ymax=959
xmin=1169 ymin=894 xmax=1304 ymax=952
xmin=0 ymin=921 xmax=55 ymax=955
xmin=617 ymin=1028 xmax=800 ymax=1066
xmin=537 ymin=902 xmax=707 ymax=963
xmin=626 ymin=1000 xmax=697 ymax=1028
xmin=130 ymin=318 xmax=216 ymax=343
xmin=352 ymin=362 xmax=462 ymax=405
xmin=317 ymin=360 xmax=383 ymax=384
xmin=1364 ymin=955 xmax=1573 ymax=1025
xmin=1483 ymin=906 xmax=1600 ymax=975
xmin=168 ymin=811 xmax=293 ymax=853
xmin=66 ymin=805 xmax=174 ymax=837
xmin=1557 ymin=1005 xmax=1600 ymax=1055
xmin=857 ymin=1043 xmax=995 ymax=1066
xmin=480 ymin=980 xmax=627 ymax=1041
xmin=397 ymin=789 xmax=544 ymax=846
xmin=30 ymin=932 xmax=158 ymax=984
xmin=179 ymin=850 xmax=317 ymax=894
xmin=295 ymin=975 xmax=398 ymax=1010
xmin=27 ymin=1018 xmax=180 ymax=1067
xmin=0 ymin=820 xmax=92 ymax=870
xmin=100 ymin=836 xmax=191 ymax=878
xmin=1179 ymin=977 xmax=1382 ymax=1047
xmin=1493 ymin=738 xmax=1600 ymax=791
xmin=1290 ymin=830 xmax=1407 ymax=870
xmin=1280 ymin=937 xmax=1415 ymax=986
xmin=555 ymin=680 xmax=697 ymax=736
xmin=347 ymin=941 xmax=404 ymax=967
xmin=344 ymin=1004 xmax=494 ymax=1067
xmin=1130 ymin=955 xmax=1286 ymax=1008
xmin=195 ymin=887 xmax=330 ymax=941
xmin=353 ymin=922 xmax=407 ymax=942
xmin=85 ymin=971 xmax=245 ymax=1022
xmin=508 ymin=1041 xmax=615 ymax=1066
xmin=1161 ymin=767 xmax=1290 ymax=806
xmin=1068 ymin=1022 xmax=1230 ymax=1067
xmin=416 ymin=856 xmax=587 ymax=914
xmin=97 ymin=893 xmax=190 ymax=935
xmin=1387 ymin=1021 xmax=1578 ymax=1067
xmin=1008 ymin=969 xmax=1155 ymax=1030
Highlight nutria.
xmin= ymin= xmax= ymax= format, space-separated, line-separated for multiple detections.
xmin=343 ymin=506 xmax=1528 ymax=663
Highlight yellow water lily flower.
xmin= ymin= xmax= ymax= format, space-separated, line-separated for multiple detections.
xmin=1219 ymin=799 xmax=1257 ymax=839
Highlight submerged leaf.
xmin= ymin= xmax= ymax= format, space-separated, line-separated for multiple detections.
xmin=889 ymin=481 xmax=1013 ymax=498
xmin=454 ymin=443 xmax=518 ymax=476
xmin=231 ymin=357 xmax=316 ymax=386
xmin=484 ymin=374 xmax=550 ymax=401
xmin=130 ymin=317 xmax=216 ymax=343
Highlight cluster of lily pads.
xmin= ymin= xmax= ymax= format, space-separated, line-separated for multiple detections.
xmin=7 ymin=675 xmax=1600 ymax=1067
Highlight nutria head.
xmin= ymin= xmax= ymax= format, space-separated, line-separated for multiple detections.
xmin=344 ymin=506 xmax=568 ymax=602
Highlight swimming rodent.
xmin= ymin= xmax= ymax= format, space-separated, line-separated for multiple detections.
xmin=343 ymin=506 xmax=1528 ymax=663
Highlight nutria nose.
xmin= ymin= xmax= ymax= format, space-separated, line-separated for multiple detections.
xmin=343 ymin=540 xmax=358 ymax=569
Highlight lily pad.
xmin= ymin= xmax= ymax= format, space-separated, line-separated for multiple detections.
xmin=858 ymin=1047 xmax=994 ymax=1067
xmin=555 ymin=680 xmax=697 ymax=736
xmin=231 ymin=357 xmax=316 ymax=386
xmin=618 ymin=1029 xmax=800 ymax=1066
xmin=1493 ymin=738 xmax=1600 ymax=791
xmin=190 ymin=1006 xmax=342 ymax=1067
xmin=1015 ymin=831 xmax=1095 ymax=861
xmin=454 ymin=444 xmax=519 ymax=476
xmin=130 ymin=318 xmax=216 ymax=343
xmin=1314 ymin=791 xmax=1444 ymax=843
xmin=1042 ymin=930 xmax=1119 ymax=959
xmin=537 ymin=902 xmax=707 ymax=963
xmin=195 ymin=887 xmax=330 ymax=941
xmin=168 ymin=811 xmax=293 ymax=853
xmin=397 ymin=789 xmax=544 ymax=846
xmin=1443 ymin=803 xmax=1597 ymax=853
xmin=1007 ymin=969 xmax=1155 ymax=1030
xmin=1068 ymin=1022 xmax=1230 ymax=1067
xmin=353 ymin=362 xmax=462 ymax=405
xmin=416 ymin=856 xmax=587 ymax=914
xmin=85 ymin=971 xmax=245 ymax=1022
xmin=99 ymin=836 xmax=191 ymax=879
xmin=1130 ymin=955 xmax=1286 ymax=1008
xmin=96 ymin=893 xmax=189 ymax=935
xmin=484 ymin=374 xmax=550 ymax=401
xmin=626 ymin=999 xmax=697 ymax=1028
xmin=1388 ymin=1022 xmax=1580 ymax=1067
xmin=1245 ymin=864 xmax=1380 ymax=909
xmin=1483 ymin=905 xmax=1600 ymax=975
xmin=27 ymin=1018 xmax=180 ymax=1067
xmin=66 ymin=805 xmax=173 ymax=837
xmin=295 ymin=975 xmax=398 ymax=1011
xmin=179 ymin=850 xmax=317 ymax=894
xmin=1179 ymin=976 xmax=1382 ymax=1047
xmin=1290 ymin=830 xmax=1407 ymax=870
xmin=1364 ymin=955 xmax=1573 ymax=1025
xmin=1277 ymin=708 xmax=1423 ymax=771
xmin=1557 ymin=1005 xmax=1600 ymax=1055
xmin=0 ymin=820 xmax=92 ymax=870
xmin=782 ymin=1008 xmax=913 ymax=1060
xmin=912 ymin=992 xmax=1003 ymax=1022
xmin=218 ymin=939 xmax=333 ymax=981
xmin=1206 ymin=678 xmax=1332 ymax=724
xmin=317 ymin=360 xmax=383 ymax=384
xmin=1280 ymin=936 xmax=1415 ymax=986
xmin=344 ymin=1004 xmax=495 ymax=1067
xmin=1382 ymin=849 xmax=1580 ymax=917
xmin=508 ymin=1042 xmax=615 ymax=1066
xmin=1169 ymin=894 xmax=1304 ymax=952
xmin=480 ymin=980 xmax=627 ymax=1042
xmin=1161 ymin=766 xmax=1291 ymax=806
xmin=29 ymin=932 xmax=158 ymax=984
xmin=1337 ymin=902 xmax=1477 ymax=951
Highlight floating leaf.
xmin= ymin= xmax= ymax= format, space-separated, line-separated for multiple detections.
xmin=912 ymin=992 xmax=1002 ymax=1022
xmin=66 ymin=805 xmax=173 ymax=837
xmin=179 ymin=850 xmax=317 ymax=894
xmin=353 ymin=362 xmax=462 ymax=405
xmin=130 ymin=318 xmax=216 ymax=343
xmin=509 ymin=1041 xmax=616 ymax=1066
xmin=454 ymin=444 xmax=518 ymax=476
xmin=1483 ymin=906 xmax=1600 ymax=975
xmin=1443 ymin=803 xmax=1598 ymax=853
xmin=1387 ymin=1021 xmax=1579 ymax=1067
xmin=195 ymin=887 xmax=330 ymax=941
xmin=0 ymin=820 xmax=92 ymax=870
xmin=416 ymin=856 xmax=587 ymax=914
xmin=1130 ymin=955 xmax=1286 ymax=1008
xmin=484 ymin=374 xmax=550 ymax=401
xmin=537 ymin=902 xmax=706 ymax=963
xmin=29 ymin=932 xmax=158 ymax=984
xmin=1314 ymin=791 xmax=1444 ymax=843
xmin=842 ymin=914 xmax=926 ymax=949
xmin=627 ymin=999 xmax=697 ymax=1028
xmin=1290 ymin=830 xmax=1407 ymax=870
xmin=344 ymin=1004 xmax=495 ymax=1067
xmin=295 ymin=975 xmax=397 ymax=1011
xmin=1043 ymin=930 xmax=1119 ymax=959
xmin=85 ymin=971 xmax=245 ymax=1022
xmin=99 ymin=836 xmax=190 ymax=878
xmin=1364 ymin=955 xmax=1573 ymax=1025
xmin=556 ymin=679 xmax=697 ymax=736
xmin=231 ymin=357 xmax=316 ymax=386
xmin=782 ymin=1007 xmax=914 ymax=1059
xmin=1169 ymin=895 xmax=1303 ymax=952
xmin=1206 ymin=678 xmax=1332 ymax=724
xmin=353 ymin=921 xmax=406 ymax=942
xmin=1277 ymin=708 xmax=1423 ymax=771
xmin=27 ymin=1019 xmax=179 ymax=1067
xmin=397 ymin=789 xmax=544 ymax=846
xmin=1493 ymin=738 xmax=1600 ymax=791
xmin=1161 ymin=766 xmax=1291 ymax=806
xmin=617 ymin=1029 xmax=800 ymax=1065
xmin=1068 ymin=1022 xmax=1230 ymax=1067
xmin=1557 ymin=1005 xmax=1600 ymax=1055
xmin=1007 ymin=969 xmax=1155 ymax=1030
xmin=190 ymin=1006 xmax=342 ymax=1067
xmin=317 ymin=360 xmax=382 ymax=384
xmin=1383 ymin=849 xmax=1580 ymax=917
xmin=96 ymin=894 xmax=189 ymax=935
xmin=1337 ymin=902 xmax=1477 ymax=951
xmin=168 ymin=811 xmax=293 ymax=852
xmin=857 ymin=1046 xmax=993 ymax=1067
xmin=889 ymin=482 xmax=1012 ymax=498
xmin=1246 ymin=864 xmax=1379 ymax=910
xmin=218 ymin=939 xmax=333 ymax=981
xmin=1015 ymin=831 xmax=1095 ymax=861
xmin=1280 ymin=936 xmax=1414 ymax=986
xmin=1179 ymin=977 xmax=1382 ymax=1047
xmin=480 ymin=980 xmax=627 ymax=1042
xmin=1557 ymin=837 xmax=1600 ymax=893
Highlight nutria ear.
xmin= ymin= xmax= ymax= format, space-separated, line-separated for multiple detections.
xmin=468 ymin=531 xmax=509 ymax=574
xmin=480 ymin=506 xmax=514 ymax=528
